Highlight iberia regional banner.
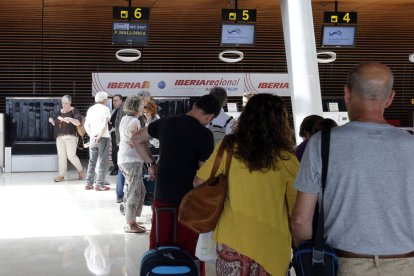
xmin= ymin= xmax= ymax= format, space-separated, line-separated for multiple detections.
xmin=92 ymin=73 xmax=290 ymax=97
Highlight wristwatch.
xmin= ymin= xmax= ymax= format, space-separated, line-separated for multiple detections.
xmin=147 ymin=161 xmax=157 ymax=167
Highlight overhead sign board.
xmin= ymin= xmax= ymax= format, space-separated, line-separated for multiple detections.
xmin=324 ymin=12 xmax=357 ymax=24
xmin=92 ymin=73 xmax=290 ymax=97
xmin=112 ymin=22 xmax=148 ymax=45
xmin=222 ymin=9 xmax=257 ymax=22
xmin=113 ymin=7 xmax=150 ymax=20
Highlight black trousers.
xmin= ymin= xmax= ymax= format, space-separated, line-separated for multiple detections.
xmin=111 ymin=132 xmax=119 ymax=170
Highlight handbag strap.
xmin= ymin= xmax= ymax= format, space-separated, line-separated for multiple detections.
xmin=314 ymin=129 xmax=331 ymax=247
xmin=224 ymin=146 xmax=233 ymax=176
xmin=209 ymin=137 xmax=233 ymax=178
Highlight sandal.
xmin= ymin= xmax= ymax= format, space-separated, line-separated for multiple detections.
xmin=95 ymin=186 xmax=110 ymax=191
xmin=78 ymin=168 xmax=85 ymax=180
xmin=135 ymin=223 xmax=146 ymax=232
xmin=54 ymin=176 xmax=64 ymax=182
xmin=85 ymin=184 xmax=94 ymax=190
xmin=124 ymin=223 xmax=146 ymax=233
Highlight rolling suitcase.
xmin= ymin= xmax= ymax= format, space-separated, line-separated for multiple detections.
xmin=140 ymin=207 xmax=199 ymax=276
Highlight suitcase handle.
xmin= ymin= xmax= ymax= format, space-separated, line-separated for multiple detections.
xmin=155 ymin=207 xmax=177 ymax=248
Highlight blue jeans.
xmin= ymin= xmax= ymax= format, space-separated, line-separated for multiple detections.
xmin=85 ymin=137 xmax=110 ymax=187
xmin=116 ymin=169 xmax=125 ymax=199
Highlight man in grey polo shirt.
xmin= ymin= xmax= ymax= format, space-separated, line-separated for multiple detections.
xmin=291 ymin=62 xmax=414 ymax=275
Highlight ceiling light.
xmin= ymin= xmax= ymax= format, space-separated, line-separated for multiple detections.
xmin=218 ymin=50 xmax=244 ymax=63
xmin=409 ymin=53 xmax=414 ymax=63
xmin=317 ymin=51 xmax=336 ymax=63
xmin=115 ymin=49 xmax=141 ymax=62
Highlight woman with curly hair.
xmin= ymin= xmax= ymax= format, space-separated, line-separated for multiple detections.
xmin=194 ymin=93 xmax=299 ymax=276
xmin=118 ymin=95 xmax=146 ymax=233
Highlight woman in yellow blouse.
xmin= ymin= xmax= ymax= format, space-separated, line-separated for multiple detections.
xmin=194 ymin=94 xmax=299 ymax=276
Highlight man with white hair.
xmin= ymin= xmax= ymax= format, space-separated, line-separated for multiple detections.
xmin=84 ymin=91 xmax=111 ymax=191
xmin=208 ymin=86 xmax=235 ymax=144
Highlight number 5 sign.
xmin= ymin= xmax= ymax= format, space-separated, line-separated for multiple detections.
xmin=222 ymin=9 xmax=257 ymax=22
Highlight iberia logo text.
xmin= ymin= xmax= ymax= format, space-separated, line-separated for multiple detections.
xmin=175 ymin=79 xmax=240 ymax=86
xmin=107 ymin=81 xmax=150 ymax=89
xmin=258 ymin=82 xmax=289 ymax=89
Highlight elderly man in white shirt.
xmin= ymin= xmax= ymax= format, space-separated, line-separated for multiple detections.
xmin=208 ymin=87 xmax=235 ymax=143
xmin=84 ymin=91 xmax=111 ymax=191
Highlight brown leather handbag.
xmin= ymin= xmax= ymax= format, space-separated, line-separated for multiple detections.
xmin=178 ymin=139 xmax=233 ymax=234
xmin=76 ymin=124 xmax=86 ymax=137
xmin=76 ymin=116 xmax=86 ymax=137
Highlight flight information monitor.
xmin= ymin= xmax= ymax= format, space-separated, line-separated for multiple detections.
xmin=321 ymin=25 xmax=356 ymax=47
xmin=112 ymin=22 xmax=149 ymax=45
xmin=220 ymin=23 xmax=255 ymax=46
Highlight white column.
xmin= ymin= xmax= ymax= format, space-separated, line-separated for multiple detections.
xmin=280 ymin=0 xmax=323 ymax=143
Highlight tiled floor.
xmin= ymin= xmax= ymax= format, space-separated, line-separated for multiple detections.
xmin=3 ymin=168 xmax=304 ymax=275
xmin=0 ymin=170 xmax=154 ymax=276
xmin=0 ymin=169 xmax=218 ymax=276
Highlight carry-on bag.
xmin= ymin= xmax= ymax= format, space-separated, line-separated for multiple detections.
xmin=140 ymin=207 xmax=199 ymax=276
xmin=142 ymin=164 xmax=155 ymax=206
xmin=292 ymin=130 xmax=339 ymax=276
xmin=178 ymin=138 xmax=233 ymax=233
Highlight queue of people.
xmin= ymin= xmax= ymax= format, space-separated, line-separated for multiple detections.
xmin=47 ymin=61 xmax=414 ymax=276
xmin=131 ymin=62 xmax=414 ymax=276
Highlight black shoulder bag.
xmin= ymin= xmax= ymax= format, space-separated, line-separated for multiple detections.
xmin=292 ymin=129 xmax=339 ymax=276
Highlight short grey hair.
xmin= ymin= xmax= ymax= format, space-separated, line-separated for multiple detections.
xmin=95 ymin=91 xmax=108 ymax=103
xmin=123 ymin=95 xmax=142 ymax=116
xmin=243 ymin=91 xmax=257 ymax=100
xmin=137 ymin=90 xmax=151 ymax=98
xmin=346 ymin=62 xmax=394 ymax=100
xmin=61 ymin=95 xmax=72 ymax=103
xmin=209 ymin=87 xmax=227 ymax=107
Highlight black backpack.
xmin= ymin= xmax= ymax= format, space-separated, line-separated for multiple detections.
xmin=292 ymin=130 xmax=339 ymax=276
